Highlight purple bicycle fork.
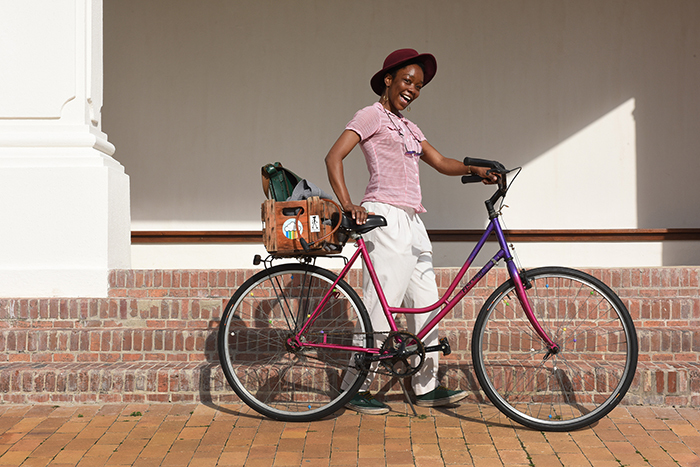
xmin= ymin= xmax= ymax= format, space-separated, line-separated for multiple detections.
xmin=292 ymin=214 xmax=559 ymax=353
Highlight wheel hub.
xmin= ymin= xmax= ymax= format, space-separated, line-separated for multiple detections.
xmin=285 ymin=335 xmax=301 ymax=352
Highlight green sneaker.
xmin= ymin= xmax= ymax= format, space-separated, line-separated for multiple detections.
xmin=345 ymin=391 xmax=390 ymax=415
xmin=415 ymin=385 xmax=468 ymax=407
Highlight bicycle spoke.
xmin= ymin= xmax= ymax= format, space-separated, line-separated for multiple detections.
xmin=495 ymin=292 xmax=544 ymax=348
xmin=473 ymin=267 xmax=637 ymax=431
xmin=268 ymin=273 xmax=297 ymax=332
xmin=218 ymin=264 xmax=371 ymax=421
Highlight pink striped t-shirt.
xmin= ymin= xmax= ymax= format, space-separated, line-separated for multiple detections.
xmin=346 ymin=102 xmax=427 ymax=213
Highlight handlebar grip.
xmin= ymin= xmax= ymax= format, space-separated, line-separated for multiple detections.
xmin=463 ymin=157 xmax=507 ymax=172
xmin=461 ymin=175 xmax=483 ymax=184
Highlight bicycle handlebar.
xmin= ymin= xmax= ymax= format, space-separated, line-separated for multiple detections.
xmin=461 ymin=157 xmax=513 ymax=217
xmin=464 ymin=157 xmax=507 ymax=171
xmin=461 ymin=157 xmax=507 ymax=184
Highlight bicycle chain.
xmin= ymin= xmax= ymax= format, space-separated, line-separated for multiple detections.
xmin=304 ymin=330 xmax=428 ymax=378
xmin=347 ymin=331 xmax=426 ymax=378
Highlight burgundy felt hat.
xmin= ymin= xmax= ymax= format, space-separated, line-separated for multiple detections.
xmin=370 ymin=48 xmax=438 ymax=96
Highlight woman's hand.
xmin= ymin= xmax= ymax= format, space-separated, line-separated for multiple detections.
xmin=471 ymin=166 xmax=500 ymax=184
xmin=343 ymin=203 xmax=369 ymax=225
xmin=420 ymin=141 xmax=502 ymax=184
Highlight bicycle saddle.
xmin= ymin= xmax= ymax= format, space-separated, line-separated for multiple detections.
xmin=340 ymin=212 xmax=387 ymax=234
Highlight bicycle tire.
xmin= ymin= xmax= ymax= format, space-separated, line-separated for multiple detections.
xmin=471 ymin=266 xmax=638 ymax=431
xmin=217 ymin=263 xmax=372 ymax=422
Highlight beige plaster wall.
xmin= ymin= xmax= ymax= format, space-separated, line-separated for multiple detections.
xmin=103 ymin=0 xmax=700 ymax=267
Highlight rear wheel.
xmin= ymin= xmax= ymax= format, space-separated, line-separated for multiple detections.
xmin=472 ymin=267 xmax=638 ymax=431
xmin=218 ymin=263 xmax=372 ymax=421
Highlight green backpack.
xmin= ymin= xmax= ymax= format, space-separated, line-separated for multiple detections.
xmin=261 ymin=162 xmax=303 ymax=201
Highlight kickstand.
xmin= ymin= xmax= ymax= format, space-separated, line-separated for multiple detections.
xmin=398 ymin=378 xmax=418 ymax=417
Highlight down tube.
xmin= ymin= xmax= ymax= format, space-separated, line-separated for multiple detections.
xmin=413 ymin=221 xmax=501 ymax=342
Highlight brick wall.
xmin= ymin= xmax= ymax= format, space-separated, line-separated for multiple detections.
xmin=0 ymin=267 xmax=697 ymax=405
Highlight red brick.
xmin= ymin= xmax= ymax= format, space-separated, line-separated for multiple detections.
xmin=668 ymin=372 xmax=678 ymax=394
xmin=100 ymin=353 xmax=120 ymax=363
xmin=654 ymin=370 xmax=665 ymax=394
xmin=128 ymin=289 xmax=148 ymax=298
xmin=161 ymin=271 xmax=172 ymax=288
xmin=9 ymin=354 xmax=30 ymax=362
xmin=32 ymin=353 xmax=52 ymax=363
xmin=149 ymin=289 xmax=168 ymax=298
xmin=53 ymin=353 xmax=75 ymax=363
xmin=123 ymin=353 xmax=144 ymax=362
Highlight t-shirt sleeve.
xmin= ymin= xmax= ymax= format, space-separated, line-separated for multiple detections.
xmin=345 ymin=106 xmax=381 ymax=142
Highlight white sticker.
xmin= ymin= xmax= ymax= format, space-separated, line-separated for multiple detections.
xmin=309 ymin=215 xmax=321 ymax=233
xmin=282 ymin=219 xmax=303 ymax=239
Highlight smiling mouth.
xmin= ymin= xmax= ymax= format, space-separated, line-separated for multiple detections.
xmin=400 ymin=94 xmax=412 ymax=105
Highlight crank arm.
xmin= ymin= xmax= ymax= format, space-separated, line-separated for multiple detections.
xmin=424 ymin=337 xmax=452 ymax=356
xmin=361 ymin=353 xmax=397 ymax=363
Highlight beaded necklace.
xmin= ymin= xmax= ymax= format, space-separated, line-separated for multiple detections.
xmin=382 ymin=107 xmax=423 ymax=157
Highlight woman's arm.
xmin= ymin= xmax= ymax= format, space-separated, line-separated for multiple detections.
xmin=324 ymin=129 xmax=370 ymax=223
xmin=420 ymin=140 xmax=499 ymax=183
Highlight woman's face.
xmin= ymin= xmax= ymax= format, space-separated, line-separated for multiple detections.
xmin=382 ymin=64 xmax=424 ymax=114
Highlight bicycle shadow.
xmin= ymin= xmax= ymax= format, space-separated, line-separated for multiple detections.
xmin=199 ymin=330 xmax=280 ymax=420
xmin=199 ymin=294 xmax=359 ymax=421
xmin=370 ymin=363 xmax=599 ymax=430
xmin=200 ymin=296 xmax=602 ymax=430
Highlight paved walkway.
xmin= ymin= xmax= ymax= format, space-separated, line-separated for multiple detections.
xmin=0 ymin=401 xmax=699 ymax=467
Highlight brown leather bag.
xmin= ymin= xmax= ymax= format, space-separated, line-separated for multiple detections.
xmin=261 ymin=196 xmax=345 ymax=257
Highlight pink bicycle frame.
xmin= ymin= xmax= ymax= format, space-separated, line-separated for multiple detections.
xmin=292 ymin=214 xmax=559 ymax=353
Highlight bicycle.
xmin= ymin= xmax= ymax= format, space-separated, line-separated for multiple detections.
xmin=217 ymin=158 xmax=638 ymax=432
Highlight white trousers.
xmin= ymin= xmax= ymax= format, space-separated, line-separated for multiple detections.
xmin=357 ymin=202 xmax=441 ymax=396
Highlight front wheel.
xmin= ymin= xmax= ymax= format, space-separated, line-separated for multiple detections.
xmin=217 ymin=263 xmax=372 ymax=422
xmin=472 ymin=267 xmax=638 ymax=431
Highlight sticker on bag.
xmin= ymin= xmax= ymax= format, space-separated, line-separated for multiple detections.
xmin=283 ymin=219 xmax=303 ymax=239
xmin=309 ymin=215 xmax=321 ymax=233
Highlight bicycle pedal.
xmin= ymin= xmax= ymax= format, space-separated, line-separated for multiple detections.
xmin=439 ymin=337 xmax=451 ymax=356
xmin=424 ymin=337 xmax=451 ymax=356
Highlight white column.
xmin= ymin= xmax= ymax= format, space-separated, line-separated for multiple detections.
xmin=0 ymin=0 xmax=130 ymax=297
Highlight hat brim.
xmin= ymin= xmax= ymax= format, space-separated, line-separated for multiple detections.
xmin=370 ymin=53 xmax=437 ymax=96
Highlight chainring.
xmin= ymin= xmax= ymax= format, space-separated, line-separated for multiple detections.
xmin=378 ymin=331 xmax=425 ymax=378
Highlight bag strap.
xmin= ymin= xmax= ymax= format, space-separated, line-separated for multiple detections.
xmin=261 ymin=163 xmax=275 ymax=199
xmin=291 ymin=197 xmax=344 ymax=252
xmin=261 ymin=162 xmax=303 ymax=201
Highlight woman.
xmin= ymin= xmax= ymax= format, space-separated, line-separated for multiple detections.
xmin=325 ymin=49 xmax=497 ymax=414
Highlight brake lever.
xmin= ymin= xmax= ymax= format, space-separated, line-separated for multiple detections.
xmin=487 ymin=169 xmax=506 ymax=186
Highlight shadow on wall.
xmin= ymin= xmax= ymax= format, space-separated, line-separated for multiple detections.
xmin=103 ymin=1 xmax=700 ymax=265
